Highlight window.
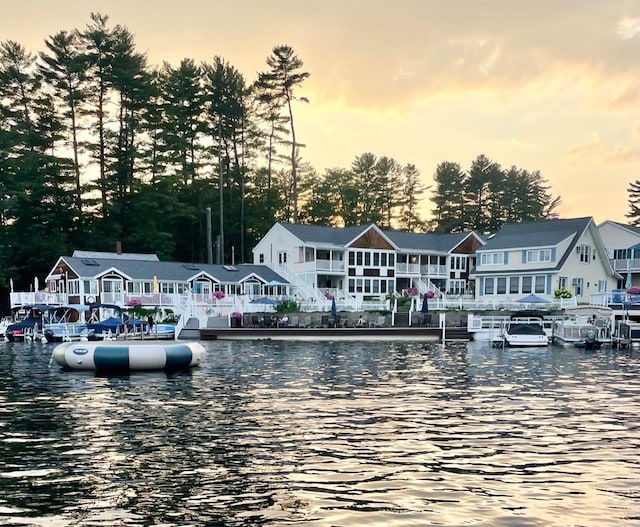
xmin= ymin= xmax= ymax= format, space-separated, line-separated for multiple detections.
xmin=484 ymin=277 xmax=495 ymax=295
xmin=364 ymin=252 xmax=371 ymax=266
xmin=558 ymin=276 xmax=567 ymax=289
xmin=389 ymin=254 xmax=395 ymax=266
xmin=381 ymin=253 xmax=387 ymax=267
xmin=535 ymin=276 xmax=545 ymax=294
xmin=597 ymin=280 xmax=607 ymax=293
xmin=356 ymin=252 xmax=363 ymax=266
xmin=497 ymin=277 xmax=507 ymax=294
xmin=527 ymin=249 xmax=552 ymax=263
xmin=83 ymin=280 xmax=98 ymax=294
xmin=480 ymin=252 xmax=504 ymax=265
xmin=259 ymin=253 xmax=264 ymax=263
xmin=522 ymin=276 xmax=532 ymax=293
xmin=574 ymin=277 xmax=583 ymax=296
xmin=373 ymin=253 xmax=380 ymax=266
xmin=509 ymin=277 xmax=519 ymax=294
xmin=578 ymin=245 xmax=591 ymax=263
xmin=67 ymin=279 xmax=80 ymax=295
xmin=349 ymin=252 xmax=355 ymax=265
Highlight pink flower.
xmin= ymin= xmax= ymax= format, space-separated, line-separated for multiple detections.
xmin=213 ymin=291 xmax=225 ymax=299
xmin=425 ymin=290 xmax=436 ymax=298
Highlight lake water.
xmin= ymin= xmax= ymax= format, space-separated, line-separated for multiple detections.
xmin=0 ymin=339 xmax=639 ymax=527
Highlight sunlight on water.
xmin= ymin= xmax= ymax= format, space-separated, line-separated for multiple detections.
xmin=0 ymin=340 xmax=638 ymax=526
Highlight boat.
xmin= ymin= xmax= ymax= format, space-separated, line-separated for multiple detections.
xmin=492 ymin=312 xmax=549 ymax=348
xmin=43 ymin=305 xmax=92 ymax=343
xmin=552 ymin=306 xmax=612 ymax=348
xmin=146 ymin=323 xmax=175 ymax=340
xmin=51 ymin=341 xmax=206 ymax=371
xmin=85 ymin=304 xmax=144 ymax=340
xmin=4 ymin=304 xmax=53 ymax=342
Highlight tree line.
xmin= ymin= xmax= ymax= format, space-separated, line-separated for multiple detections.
xmin=0 ymin=12 xmax=561 ymax=303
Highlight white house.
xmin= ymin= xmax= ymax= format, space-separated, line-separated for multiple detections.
xmin=471 ymin=217 xmax=620 ymax=302
xmin=597 ymin=220 xmax=640 ymax=289
xmin=252 ymin=223 xmax=484 ymax=301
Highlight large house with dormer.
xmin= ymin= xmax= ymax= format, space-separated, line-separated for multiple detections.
xmin=32 ymin=250 xmax=290 ymax=308
xmin=252 ymin=223 xmax=485 ymax=301
xmin=597 ymin=220 xmax=640 ymax=289
xmin=470 ymin=217 xmax=620 ymax=302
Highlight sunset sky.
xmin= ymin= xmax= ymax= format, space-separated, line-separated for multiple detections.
xmin=2 ymin=0 xmax=638 ymax=225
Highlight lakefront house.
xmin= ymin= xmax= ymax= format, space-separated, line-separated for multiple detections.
xmin=471 ymin=217 xmax=620 ymax=301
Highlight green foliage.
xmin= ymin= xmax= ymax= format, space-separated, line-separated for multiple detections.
xmin=275 ymin=299 xmax=300 ymax=314
xmin=554 ymin=287 xmax=573 ymax=299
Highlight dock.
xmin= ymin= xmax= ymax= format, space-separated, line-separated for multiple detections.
xmin=199 ymin=326 xmax=471 ymax=342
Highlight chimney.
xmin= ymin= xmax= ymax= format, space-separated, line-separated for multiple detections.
xmin=116 ymin=241 xmax=122 ymax=254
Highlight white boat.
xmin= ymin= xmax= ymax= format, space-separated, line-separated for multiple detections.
xmin=552 ymin=306 xmax=612 ymax=349
xmin=51 ymin=340 xmax=206 ymax=371
xmin=43 ymin=305 xmax=91 ymax=343
xmin=492 ymin=313 xmax=549 ymax=348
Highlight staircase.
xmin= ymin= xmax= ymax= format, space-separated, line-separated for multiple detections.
xmin=178 ymin=317 xmax=201 ymax=340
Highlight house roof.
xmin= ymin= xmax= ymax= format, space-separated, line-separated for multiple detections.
xmin=478 ymin=217 xmax=592 ymax=251
xmin=59 ymin=256 xmax=289 ymax=284
xmin=382 ymin=230 xmax=475 ymax=253
xmin=280 ymin=223 xmax=478 ymax=253
xmin=598 ymin=220 xmax=640 ymax=236
xmin=280 ymin=223 xmax=371 ymax=246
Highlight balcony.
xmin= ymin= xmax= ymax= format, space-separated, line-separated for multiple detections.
xmin=610 ymin=258 xmax=640 ymax=272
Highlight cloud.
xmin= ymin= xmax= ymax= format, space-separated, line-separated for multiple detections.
xmin=605 ymin=146 xmax=640 ymax=163
xmin=566 ymin=136 xmax=639 ymax=164
xmin=617 ymin=17 xmax=640 ymax=39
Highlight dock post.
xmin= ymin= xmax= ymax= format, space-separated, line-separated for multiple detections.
xmin=439 ymin=313 xmax=446 ymax=343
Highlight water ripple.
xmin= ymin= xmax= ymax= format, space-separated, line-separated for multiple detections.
xmin=0 ymin=340 xmax=638 ymax=526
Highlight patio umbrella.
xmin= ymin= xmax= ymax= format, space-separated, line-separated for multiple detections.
xmin=250 ymin=296 xmax=277 ymax=305
xmin=516 ymin=294 xmax=549 ymax=304
xmin=421 ymin=294 xmax=429 ymax=313
xmin=331 ymin=297 xmax=337 ymax=317
xmin=152 ymin=275 xmax=159 ymax=294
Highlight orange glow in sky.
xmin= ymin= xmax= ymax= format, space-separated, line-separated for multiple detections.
xmin=2 ymin=0 xmax=638 ymax=225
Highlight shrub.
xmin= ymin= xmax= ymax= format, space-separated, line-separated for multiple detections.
xmin=627 ymin=286 xmax=640 ymax=295
xmin=554 ymin=287 xmax=573 ymax=299
xmin=276 ymin=299 xmax=300 ymax=314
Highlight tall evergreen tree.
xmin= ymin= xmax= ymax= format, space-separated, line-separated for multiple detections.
xmin=430 ymin=161 xmax=466 ymax=233
xmin=256 ymin=45 xmax=309 ymax=222
xmin=39 ymin=30 xmax=89 ymax=224
xmin=397 ymin=163 xmax=428 ymax=232
xmin=627 ymin=180 xmax=640 ymax=226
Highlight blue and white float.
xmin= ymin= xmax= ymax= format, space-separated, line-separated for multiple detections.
xmin=51 ymin=341 xmax=206 ymax=371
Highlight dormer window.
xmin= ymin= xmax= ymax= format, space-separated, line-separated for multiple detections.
xmin=480 ymin=252 xmax=504 ymax=265
xmin=526 ymin=249 xmax=552 ymax=263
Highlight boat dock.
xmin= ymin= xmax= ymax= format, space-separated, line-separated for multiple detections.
xmin=199 ymin=326 xmax=471 ymax=342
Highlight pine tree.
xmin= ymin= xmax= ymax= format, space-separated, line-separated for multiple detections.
xmin=256 ymin=45 xmax=309 ymax=222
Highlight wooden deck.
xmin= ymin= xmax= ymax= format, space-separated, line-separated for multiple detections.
xmin=199 ymin=326 xmax=471 ymax=342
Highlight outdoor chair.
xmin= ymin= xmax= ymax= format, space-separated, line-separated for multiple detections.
xmin=421 ymin=314 xmax=432 ymax=327
xmin=374 ymin=315 xmax=387 ymax=327
xmin=320 ymin=315 xmax=329 ymax=328
xmin=250 ymin=316 xmax=260 ymax=328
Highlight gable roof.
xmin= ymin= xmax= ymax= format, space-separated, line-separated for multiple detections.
xmin=597 ymin=220 xmax=640 ymax=236
xmin=383 ymin=230 xmax=479 ymax=253
xmin=280 ymin=223 xmax=372 ymax=246
xmin=279 ymin=222 xmax=480 ymax=253
xmin=479 ymin=217 xmax=592 ymax=251
xmin=57 ymin=256 xmax=288 ymax=284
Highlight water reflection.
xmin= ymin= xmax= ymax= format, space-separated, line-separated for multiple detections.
xmin=0 ymin=339 xmax=638 ymax=526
